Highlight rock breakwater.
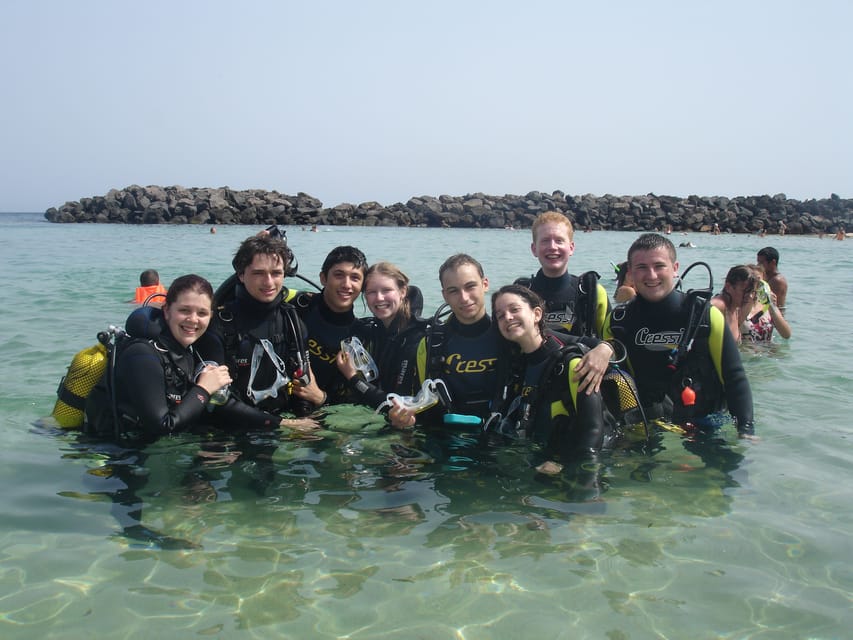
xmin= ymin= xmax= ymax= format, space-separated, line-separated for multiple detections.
xmin=44 ymin=185 xmax=852 ymax=234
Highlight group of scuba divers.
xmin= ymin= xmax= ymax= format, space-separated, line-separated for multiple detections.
xmin=66 ymin=211 xmax=760 ymax=476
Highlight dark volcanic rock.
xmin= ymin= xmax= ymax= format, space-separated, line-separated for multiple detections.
xmin=43 ymin=185 xmax=853 ymax=234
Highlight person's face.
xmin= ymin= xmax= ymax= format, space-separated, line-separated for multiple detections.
xmin=320 ymin=262 xmax=364 ymax=313
xmin=364 ymin=273 xmax=405 ymax=327
xmin=531 ymin=221 xmax=575 ymax=277
xmin=493 ymin=293 xmax=542 ymax=346
xmin=629 ymin=247 xmax=679 ymax=303
xmin=756 ymin=254 xmax=772 ymax=274
xmin=441 ymin=263 xmax=489 ymax=324
xmin=726 ymin=279 xmax=756 ymax=308
xmin=163 ymin=289 xmax=212 ymax=348
xmin=238 ymin=253 xmax=285 ymax=303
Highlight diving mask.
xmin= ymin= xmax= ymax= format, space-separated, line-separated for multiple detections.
xmin=340 ymin=336 xmax=379 ymax=382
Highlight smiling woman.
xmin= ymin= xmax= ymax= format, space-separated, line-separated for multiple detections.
xmin=84 ymin=274 xmax=235 ymax=438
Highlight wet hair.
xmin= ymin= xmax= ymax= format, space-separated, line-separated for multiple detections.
xmin=719 ymin=265 xmax=758 ymax=305
xmin=321 ymin=245 xmax=367 ymax=276
xmin=164 ymin=274 xmax=214 ymax=307
xmin=438 ymin=253 xmax=484 ymax=287
xmin=365 ymin=261 xmax=411 ymax=323
xmin=748 ymin=263 xmax=765 ymax=280
xmin=724 ymin=265 xmax=756 ymax=287
xmin=139 ymin=269 xmax=160 ymax=286
xmin=232 ymin=235 xmax=292 ymax=276
xmin=531 ymin=211 xmax=574 ymax=242
xmin=628 ymin=233 xmax=677 ymax=266
xmin=491 ymin=284 xmax=547 ymax=337
xmin=615 ymin=261 xmax=630 ymax=288
xmin=757 ymin=246 xmax=780 ymax=265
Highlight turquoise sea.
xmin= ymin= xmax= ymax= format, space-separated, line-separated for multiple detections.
xmin=1 ymin=212 xmax=851 ymax=639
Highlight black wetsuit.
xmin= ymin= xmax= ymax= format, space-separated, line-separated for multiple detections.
xmin=105 ymin=327 xmax=279 ymax=437
xmin=347 ymin=315 xmax=428 ymax=409
xmin=493 ymin=331 xmax=612 ymax=457
xmin=209 ymin=285 xmax=312 ymax=416
xmin=416 ymin=314 xmax=501 ymax=419
xmin=296 ymin=292 xmax=359 ymax=405
xmin=604 ymin=289 xmax=754 ymax=434
xmin=515 ymin=270 xmax=610 ymax=337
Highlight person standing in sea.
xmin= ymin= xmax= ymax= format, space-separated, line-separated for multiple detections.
xmin=604 ymin=233 xmax=755 ymax=438
xmin=291 ymin=246 xmax=369 ymax=406
xmin=207 ymin=233 xmax=322 ymax=431
xmin=756 ymin=246 xmax=788 ymax=310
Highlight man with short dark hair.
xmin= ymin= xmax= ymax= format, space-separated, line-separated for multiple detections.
xmin=604 ymin=233 xmax=754 ymax=437
xmin=210 ymin=233 xmax=320 ymax=427
xmin=292 ymin=245 xmax=368 ymax=406
xmin=756 ymin=246 xmax=788 ymax=310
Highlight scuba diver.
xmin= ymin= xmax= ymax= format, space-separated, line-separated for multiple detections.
xmin=603 ymin=234 xmax=755 ymax=437
xmin=514 ymin=211 xmax=611 ymax=338
xmin=85 ymin=274 xmax=315 ymax=440
xmin=291 ymin=245 xmax=369 ymax=406
xmin=489 ymin=284 xmax=617 ymax=472
xmin=210 ymin=232 xmax=322 ymax=428
xmin=335 ymin=261 xmax=428 ymax=409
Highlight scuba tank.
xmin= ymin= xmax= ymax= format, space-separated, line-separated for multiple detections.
xmin=53 ymin=298 xmax=160 ymax=429
xmin=52 ymin=334 xmax=112 ymax=428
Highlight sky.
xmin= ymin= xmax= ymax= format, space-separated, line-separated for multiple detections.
xmin=1 ymin=1 xmax=851 ymax=212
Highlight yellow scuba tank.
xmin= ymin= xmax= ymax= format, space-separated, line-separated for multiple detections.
xmin=52 ymin=342 xmax=108 ymax=428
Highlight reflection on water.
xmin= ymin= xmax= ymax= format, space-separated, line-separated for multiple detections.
xmin=31 ymin=405 xmax=758 ymax=634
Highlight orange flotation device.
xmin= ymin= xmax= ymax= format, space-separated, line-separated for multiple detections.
xmin=134 ymin=283 xmax=167 ymax=304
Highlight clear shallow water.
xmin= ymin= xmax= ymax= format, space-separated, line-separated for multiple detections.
xmin=1 ymin=213 xmax=851 ymax=639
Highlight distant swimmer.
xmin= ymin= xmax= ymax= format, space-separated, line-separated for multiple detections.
xmin=679 ymin=241 xmax=696 ymax=248
xmin=210 ymin=226 xmax=217 ymax=234
xmin=131 ymin=269 xmax=167 ymax=305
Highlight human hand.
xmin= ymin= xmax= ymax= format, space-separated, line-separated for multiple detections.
xmin=290 ymin=365 xmax=326 ymax=406
xmin=573 ymin=343 xmax=612 ymax=394
xmin=196 ymin=365 xmax=232 ymax=396
xmin=335 ymin=349 xmax=358 ymax=379
xmin=388 ymin=400 xmax=417 ymax=429
xmin=280 ymin=417 xmax=322 ymax=432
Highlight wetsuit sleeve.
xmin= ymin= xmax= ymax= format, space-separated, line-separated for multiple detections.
xmin=345 ymin=376 xmax=389 ymax=409
xmin=116 ymin=342 xmax=209 ymax=435
xmin=715 ymin=315 xmax=755 ymax=434
xmin=209 ymin=397 xmax=281 ymax=430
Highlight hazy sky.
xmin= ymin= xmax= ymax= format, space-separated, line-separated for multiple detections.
xmin=2 ymin=1 xmax=851 ymax=212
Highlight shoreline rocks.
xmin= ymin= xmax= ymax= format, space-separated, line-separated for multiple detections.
xmin=44 ymin=185 xmax=853 ymax=235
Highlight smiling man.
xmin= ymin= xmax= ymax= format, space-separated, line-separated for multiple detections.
xmin=515 ymin=211 xmax=610 ymax=338
xmin=603 ymin=233 xmax=755 ymax=437
xmin=293 ymin=245 xmax=368 ymax=405
xmin=208 ymin=234 xmax=319 ymax=418
xmin=412 ymin=253 xmax=501 ymax=421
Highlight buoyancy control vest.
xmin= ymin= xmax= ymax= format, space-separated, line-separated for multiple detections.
xmin=606 ymin=265 xmax=725 ymax=424
xmin=418 ymin=309 xmax=500 ymax=418
xmin=488 ymin=329 xmax=647 ymax=452
xmin=83 ymin=306 xmax=191 ymax=439
xmin=213 ymin=283 xmax=311 ymax=414
xmin=346 ymin=286 xmax=428 ymax=407
xmin=514 ymin=270 xmax=606 ymax=338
